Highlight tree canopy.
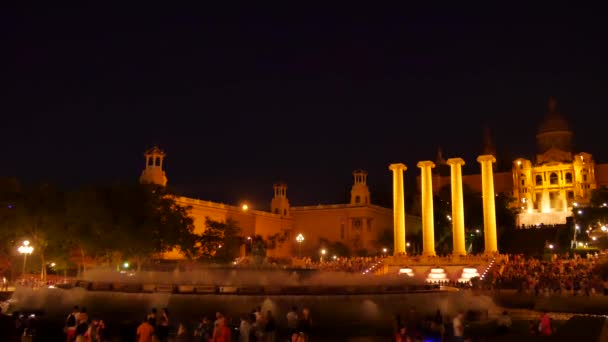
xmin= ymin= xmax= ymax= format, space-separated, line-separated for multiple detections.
xmin=0 ymin=179 xmax=197 ymax=278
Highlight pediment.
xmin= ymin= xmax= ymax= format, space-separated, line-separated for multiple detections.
xmin=537 ymin=147 xmax=572 ymax=164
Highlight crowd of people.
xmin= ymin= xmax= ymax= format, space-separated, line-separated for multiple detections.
xmin=306 ymin=256 xmax=383 ymax=273
xmin=60 ymin=304 xmax=314 ymax=342
xmin=486 ymin=252 xmax=608 ymax=296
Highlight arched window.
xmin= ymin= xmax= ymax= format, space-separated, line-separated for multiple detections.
xmin=155 ymin=157 xmax=161 ymax=166
xmin=355 ymin=196 xmax=361 ymax=204
xmin=565 ymin=172 xmax=572 ymax=183
xmin=283 ymin=209 xmax=287 ymax=216
xmin=147 ymin=157 xmax=154 ymax=166
xmin=274 ymin=208 xmax=279 ymax=214
xmin=550 ymin=172 xmax=558 ymax=185
xmin=535 ymin=175 xmax=543 ymax=186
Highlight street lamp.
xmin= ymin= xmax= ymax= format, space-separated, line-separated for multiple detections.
xmin=382 ymin=247 xmax=388 ymax=255
xmin=18 ymin=240 xmax=34 ymax=276
xmin=320 ymin=249 xmax=326 ymax=262
xmin=296 ymin=234 xmax=304 ymax=257
xmin=246 ymin=236 xmax=253 ymax=253
xmin=242 ymin=204 xmax=249 ymax=211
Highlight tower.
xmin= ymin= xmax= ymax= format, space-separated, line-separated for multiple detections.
xmin=350 ymin=169 xmax=370 ymax=205
xmin=139 ymin=146 xmax=168 ymax=186
xmin=270 ymin=182 xmax=290 ymax=217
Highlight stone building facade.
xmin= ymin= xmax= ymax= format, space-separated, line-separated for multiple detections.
xmin=140 ymin=148 xmax=421 ymax=259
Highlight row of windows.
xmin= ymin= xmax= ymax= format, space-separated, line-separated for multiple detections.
xmin=340 ymin=219 xmax=373 ymax=239
xmin=520 ymin=171 xmax=588 ymax=186
xmin=147 ymin=157 xmax=162 ymax=166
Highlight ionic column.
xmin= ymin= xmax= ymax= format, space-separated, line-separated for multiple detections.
xmin=477 ymin=155 xmax=498 ymax=254
xmin=447 ymin=158 xmax=466 ymax=256
xmin=389 ymin=163 xmax=407 ymax=255
xmin=417 ymin=161 xmax=436 ymax=256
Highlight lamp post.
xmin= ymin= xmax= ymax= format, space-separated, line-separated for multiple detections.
xmin=247 ymin=236 xmax=253 ymax=254
xmin=320 ymin=249 xmax=326 ymax=263
xmin=296 ymin=234 xmax=304 ymax=257
xmin=18 ymin=240 xmax=34 ymax=277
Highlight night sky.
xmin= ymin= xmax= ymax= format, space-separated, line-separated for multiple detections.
xmin=1 ymin=6 xmax=607 ymax=209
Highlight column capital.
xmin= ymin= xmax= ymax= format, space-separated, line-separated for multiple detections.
xmin=477 ymin=155 xmax=496 ymax=163
xmin=417 ymin=160 xmax=435 ymax=169
xmin=446 ymin=157 xmax=465 ymax=166
xmin=389 ymin=163 xmax=407 ymax=172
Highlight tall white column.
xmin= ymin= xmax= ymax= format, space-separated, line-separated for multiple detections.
xmin=447 ymin=158 xmax=466 ymax=256
xmin=417 ymin=161 xmax=436 ymax=256
xmin=389 ymin=163 xmax=407 ymax=255
xmin=477 ymin=155 xmax=498 ymax=254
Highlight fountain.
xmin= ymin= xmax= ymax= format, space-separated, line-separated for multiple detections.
xmin=426 ymin=268 xmax=448 ymax=283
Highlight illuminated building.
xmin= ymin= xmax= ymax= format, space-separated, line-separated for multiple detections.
xmin=139 ymin=148 xmax=422 ymax=259
xmin=513 ymin=97 xmax=605 ymax=226
xmin=418 ymin=97 xmax=608 ymax=227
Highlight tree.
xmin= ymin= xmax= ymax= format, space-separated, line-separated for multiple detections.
xmin=197 ymin=218 xmax=242 ymax=262
xmin=107 ymin=183 xmax=197 ymax=271
xmin=590 ymin=186 xmax=608 ymax=207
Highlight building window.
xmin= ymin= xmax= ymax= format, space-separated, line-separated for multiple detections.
xmin=550 ymin=173 xmax=558 ymax=185
xmin=283 ymin=209 xmax=287 ymax=216
xmin=565 ymin=172 xmax=572 ymax=183
xmin=355 ymin=196 xmax=361 ymax=204
xmin=340 ymin=223 xmax=345 ymax=239
xmin=367 ymin=218 xmax=372 ymax=232
xmin=148 ymin=157 xmax=154 ymax=166
xmin=568 ymin=191 xmax=574 ymax=199
xmin=583 ymin=174 xmax=588 ymax=182
xmin=521 ymin=179 xmax=525 ymax=186
xmin=353 ymin=219 xmax=362 ymax=230
xmin=274 ymin=208 xmax=279 ymax=214
xmin=535 ymin=175 xmax=543 ymax=186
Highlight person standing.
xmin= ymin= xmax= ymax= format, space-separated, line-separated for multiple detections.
xmin=136 ymin=317 xmax=155 ymax=342
xmin=452 ymin=312 xmax=464 ymax=341
xmin=264 ymin=311 xmax=276 ymax=342
xmin=539 ymin=312 xmax=552 ymax=336
xmin=211 ymin=318 xmax=231 ymax=342
xmin=65 ymin=306 xmax=79 ymax=342
xmin=286 ymin=306 xmax=298 ymax=337
xmin=158 ymin=308 xmax=170 ymax=341
xmin=297 ymin=308 xmax=312 ymax=336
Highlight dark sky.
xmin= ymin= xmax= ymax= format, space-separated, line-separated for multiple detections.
xmin=1 ymin=6 xmax=607 ymax=209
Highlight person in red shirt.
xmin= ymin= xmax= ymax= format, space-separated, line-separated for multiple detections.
xmin=211 ymin=318 xmax=231 ymax=342
xmin=539 ymin=312 xmax=552 ymax=336
xmin=136 ymin=318 xmax=155 ymax=342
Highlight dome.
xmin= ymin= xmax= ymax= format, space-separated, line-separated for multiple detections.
xmin=537 ymin=97 xmax=571 ymax=134
xmin=536 ymin=97 xmax=573 ymax=156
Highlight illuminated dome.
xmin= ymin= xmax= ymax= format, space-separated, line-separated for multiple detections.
xmin=536 ymin=97 xmax=573 ymax=155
